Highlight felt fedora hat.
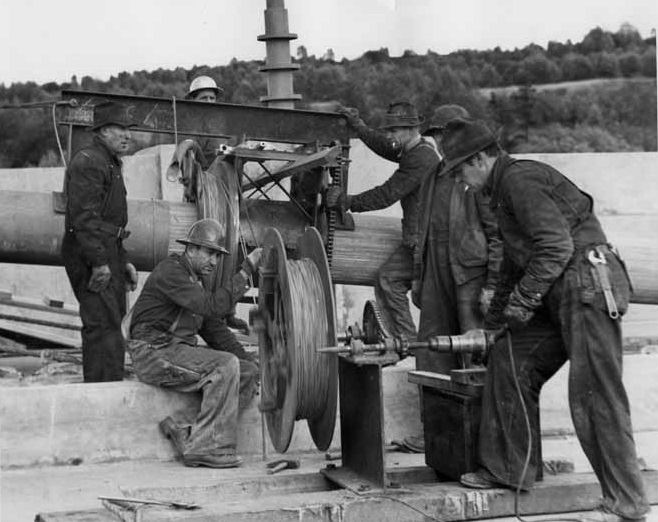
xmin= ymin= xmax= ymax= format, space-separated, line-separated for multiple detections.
xmin=89 ymin=101 xmax=139 ymax=131
xmin=440 ymin=118 xmax=498 ymax=174
xmin=380 ymin=101 xmax=424 ymax=129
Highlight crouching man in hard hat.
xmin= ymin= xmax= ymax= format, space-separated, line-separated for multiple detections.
xmin=127 ymin=218 xmax=263 ymax=468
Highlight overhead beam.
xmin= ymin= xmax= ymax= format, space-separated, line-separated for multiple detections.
xmin=58 ymin=90 xmax=352 ymax=156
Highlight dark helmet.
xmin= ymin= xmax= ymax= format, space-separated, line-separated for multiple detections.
xmin=176 ymin=219 xmax=229 ymax=254
xmin=422 ymin=104 xmax=470 ymax=136
xmin=380 ymin=101 xmax=424 ymax=129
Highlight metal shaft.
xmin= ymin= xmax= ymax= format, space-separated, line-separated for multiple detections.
xmin=318 ymin=330 xmax=495 ymax=356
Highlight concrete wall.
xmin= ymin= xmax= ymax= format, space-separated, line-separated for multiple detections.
xmin=2 ymin=352 xmax=657 ymax=468
xmin=0 ymin=361 xmax=422 ymax=468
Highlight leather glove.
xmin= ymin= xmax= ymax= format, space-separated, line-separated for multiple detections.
xmin=125 ymin=262 xmax=138 ymax=291
xmin=226 ymin=314 xmax=250 ymax=336
xmin=336 ymin=105 xmax=363 ymax=128
xmin=242 ymin=247 xmax=264 ymax=275
xmin=502 ymin=303 xmax=534 ymax=332
xmin=88 ymin=264 xmax=111 ymax=293
xmin=326 ymin=186 xmax=351 ymax=211
xmin=479 ymin=286 xmax=495 ymax=316
xmin=411 ymin=279 xmax=422 ymax=308
xmin=502 ymin=285 xmax=541 ymax=332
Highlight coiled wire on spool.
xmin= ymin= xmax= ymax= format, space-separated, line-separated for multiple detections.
xmin=286 ymin=258 xmax=330 ymax=419
xmin=256 ymin=227 xmax=338 ymax=453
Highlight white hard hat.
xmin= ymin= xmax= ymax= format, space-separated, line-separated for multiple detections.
xmin=186 ymin=76 xmax=224 ymax=99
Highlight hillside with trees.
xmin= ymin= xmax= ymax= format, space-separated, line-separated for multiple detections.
xmin=0 ymin=24 xmax=655 ymax=167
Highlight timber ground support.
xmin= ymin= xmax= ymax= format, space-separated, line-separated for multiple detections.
xmin=24 ymin=455 xmax=658 ymax=521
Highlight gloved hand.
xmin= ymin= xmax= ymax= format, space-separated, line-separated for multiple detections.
xmin=479 ymin=286 xmax=495 ymax=316
xmin=243 ymin=247 xmax=264 ymax=275
xmin=226 ymin=314 xmax=250 ymax=336
xmin=326 ymin=186 xmax=351 ymax=211
xmin=88 ymin=264 xmax=111 ymax=292
xmin=125 ymin=262 xmax=138 ymax=291
xmin=411 ymin=279 xmax=422 ymax=308
xmin=336 ymin=105 xmax=363 ymax=128
xmin=502 ymin=285 xmax=540 ymax=331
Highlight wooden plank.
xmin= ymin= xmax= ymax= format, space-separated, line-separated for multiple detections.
xmin=408 ymin=370 xmax=483 ymax=396
xmin=34 ymin=471 xmax=658 ymax=522
xmin=35 ymin=509 xmax=117 ymax=522
xmin=0 ymin=293 xmax=79 ymax=316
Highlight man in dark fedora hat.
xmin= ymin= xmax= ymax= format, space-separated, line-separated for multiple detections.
xmin=440 ymin=119 xmax=648 ymax=522
xmin=328 ymin=101 xmax=440 ymax=342
xmin=126 ymin=219 xmax=263 ymax=468
xmin=61 ymin=100 xmax=139 ymax=382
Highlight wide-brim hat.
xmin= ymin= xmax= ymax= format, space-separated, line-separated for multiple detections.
xmin=89 ymin=101 xmax=139 ymax=131
xmin=379 ymin=101 xmax=424 ymax=130
xmin=439 ymin=118 xmax=498 ymax=174
xmin=422 ymin=104 xmax=471 ymax=136
xmin=175 ymin=237 xmax=229 ymax=254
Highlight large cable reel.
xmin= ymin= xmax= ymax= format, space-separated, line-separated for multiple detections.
xmin=255 ymin=227 xmax=338 ymax=453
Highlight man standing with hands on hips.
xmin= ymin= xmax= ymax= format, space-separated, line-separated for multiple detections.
xmin=62 ymin=100 xmax=139 ymax=382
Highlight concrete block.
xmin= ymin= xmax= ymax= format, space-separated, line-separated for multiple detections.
xmin=0 ymin=361 xmax=422 ymax=468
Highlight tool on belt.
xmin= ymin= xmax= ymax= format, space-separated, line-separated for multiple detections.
xmin=587 ymin=246 xmax=619 ymax=320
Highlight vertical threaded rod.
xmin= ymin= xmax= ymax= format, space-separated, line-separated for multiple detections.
xmin=258 ymin=0 xmax=302 ymax=108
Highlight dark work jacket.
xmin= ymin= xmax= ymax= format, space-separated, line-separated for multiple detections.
xmin=130 ymin=254 xmax=249 ymax=344
xmin=350 ymin=124 xmax=440 ymax=248
xmin=63 ymin=136 xmax=128 ymax=267
xmin=415 ymin=162 xmax=502 ymax=287
xmin=486 ymin=153 xmax=606 ymax=298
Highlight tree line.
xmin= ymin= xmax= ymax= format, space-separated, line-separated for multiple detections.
xmin=0 ymin=24 xmax=655 ymax=167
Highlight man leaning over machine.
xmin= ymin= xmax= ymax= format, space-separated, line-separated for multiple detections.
xmin=327 ymin=101 xmax=440 ymax=341
xmin=437 ymin=118 xmax=649 ymax=522
xmin=126 ymin=218 xmax=262 ymax=468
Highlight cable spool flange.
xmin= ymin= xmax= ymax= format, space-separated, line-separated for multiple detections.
xmin=257 ymin=227 xmax=338 ymax=453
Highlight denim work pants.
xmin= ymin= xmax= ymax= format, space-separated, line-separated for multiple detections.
xmin=374 ymin=243 xmax=417 ymax=341
xmin=417 ymin=234 xmax=486 ymax=372
xmin=129 ymin=338 xmax=245 ymax=457
xmin=478 ymin=250 xmax=649 ymax=519
xmin=62 ymin=234 xmax=126 ymax=382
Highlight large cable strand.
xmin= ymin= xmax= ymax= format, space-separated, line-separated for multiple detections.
xmin=286 ymin=258 xmax=330 ymax=420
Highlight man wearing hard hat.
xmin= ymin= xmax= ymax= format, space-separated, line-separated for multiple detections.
xmin=127 ymin=219 xmax=262 ymax=468
xmin=186 ymin=75 xmax=223 ymax=104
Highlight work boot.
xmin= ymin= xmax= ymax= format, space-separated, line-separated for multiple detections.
xmin=401 ymin=434 xmax=425 ymax=453
xmin=460 ymin=468 xmax=506 ymax=489
xmin=159 ymin=417 xmax=188 ymax=456
xmin=182 ymin=453 xmax=243 ymax=469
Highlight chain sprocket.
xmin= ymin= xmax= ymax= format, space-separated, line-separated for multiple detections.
xmin=362 ymin=299 xmax=391 ymax=344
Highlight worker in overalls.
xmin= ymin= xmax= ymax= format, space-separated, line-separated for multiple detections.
xmin=405 ymin=106 xmax=502 ymax=453
xmin=439 ymin=119 xmax=649 ymax=522
xmin=61 ymin=100 xmax=139 ymax=382
xmin=127 ymin=219 xmax=262 ymax=468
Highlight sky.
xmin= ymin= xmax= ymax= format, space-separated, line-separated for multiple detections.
xmin=0 ymin=0 xmax=656 ymax=85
